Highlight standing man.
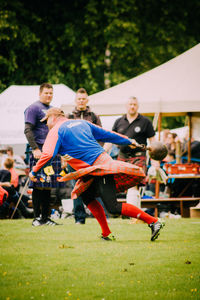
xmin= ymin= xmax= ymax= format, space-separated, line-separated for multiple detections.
xmin=28 ymin=107 xmax=165 ymax=242
xmin=67 ymin=88 xmax=102 ymax=126
xmin=24 ymin=83 xmax=64 ymax=226
xmin=112 ymin=96 xmax=156 ymax=207
xmin=66 ymin=87 xmax=108 ymax=224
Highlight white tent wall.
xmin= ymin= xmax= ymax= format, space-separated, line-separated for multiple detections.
xmin=63 ymin=43 xmax=200 ymax=116
xmin=191 ymin=113 xmax=200 ymax=141
xmin=0 ymin=84 xmax=75 ymax=155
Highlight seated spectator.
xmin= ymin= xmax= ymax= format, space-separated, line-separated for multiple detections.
xmin=4 ymin=158 xmax=19 ymax=189
xmin=166 ymin=132 xmax=178 ymax=156
xmin=182 ymin=135 xmax=200 ymax=163
xmin=0 ymin=160 xmax=33 ymax=219
xmin=0 ymin=185 xmax=8 ymax=206
xmin=0 ymin=146 xmax=28 ymax=173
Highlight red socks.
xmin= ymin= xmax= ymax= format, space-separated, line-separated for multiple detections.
xmin=87 ymin=200 xmax=111 ymax=237
xmin=121 ymin=203 xmax=158 ymax=224
xmin=87 ymin=200 xmax=157 ymax=236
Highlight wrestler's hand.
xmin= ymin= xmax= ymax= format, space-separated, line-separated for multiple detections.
xmin=57 ymin=176 xmax=68 ymax=182
xmin=129 ymin=139 xmax=138 ymax=149
xmin=33 ymin=148 xmax=42 ymax=160
xmin=29 ymin=171 xmax=37 ymax=182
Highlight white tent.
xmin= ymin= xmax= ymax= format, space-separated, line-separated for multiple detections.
xmin=62 ymin=43 xmax=200 ymax=116
xmin=0 ymin=84 xmax=75 ymax=146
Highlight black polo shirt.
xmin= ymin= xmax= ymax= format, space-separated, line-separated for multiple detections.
xmin=112 ymin=113 xmax=155 ymax=157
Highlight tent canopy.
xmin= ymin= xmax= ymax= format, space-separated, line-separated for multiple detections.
xmin=0 ymin=84 xmax=75 ymax=145
xmin=62 ymin=43 xmax=200 ymax=116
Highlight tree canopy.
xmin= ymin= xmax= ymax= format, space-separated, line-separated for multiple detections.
xmin=1 ymin=0 xmax=200 ymax=103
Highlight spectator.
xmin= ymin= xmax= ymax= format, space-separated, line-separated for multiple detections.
xmin=66 ymin=87 xmax=109 ymax=224
xmin=24 ymin=83 xmax=65 ymax=226
xmin=0 ymin=160 xmax=33 ymax=219
xmin=109 ymin=96 xmax=157 ymax=208
xmin=0 ymin=185 xmax=8 ymax=208
xmin=166 ymin=132 xmax=178 ymax=156
xmin=182 ymin=131 xmax=200 ymax=162
xmin=0 ymin=146 xmax=28 ymax=173
xmin=3 ymin=158 xmax=19 ymax=189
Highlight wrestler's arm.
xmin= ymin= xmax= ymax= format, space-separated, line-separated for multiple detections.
xmin=29 ymin=127 xmax=61 ymax=181
xmin=88 ymin=122 xmax=135 ymax=145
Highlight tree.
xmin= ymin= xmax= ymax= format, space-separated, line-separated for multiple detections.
xmin=0 ymin=0 xmax=200 ymax=102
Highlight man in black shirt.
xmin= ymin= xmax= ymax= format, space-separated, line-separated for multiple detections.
xmin=112 ymin=96 xmax=156 ymax=207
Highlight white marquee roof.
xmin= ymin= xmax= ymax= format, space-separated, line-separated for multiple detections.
xmin=0 ymin=84 xmax=75 ymax=144
xmin=84 ymin=43 xmax=200 ymax=116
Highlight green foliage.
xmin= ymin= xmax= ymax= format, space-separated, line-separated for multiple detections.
xmin=0 ymin=0 xmax=200 ymax=104
xmin=162 ymin=116 xmax=186 ymax=129
xmin=148 ymin=115 xmax=185 ymax=130
xmin=0 ymin=218 xmax=200 ymax=300
xmin=0 ymin=3 xmax=40 ymax=89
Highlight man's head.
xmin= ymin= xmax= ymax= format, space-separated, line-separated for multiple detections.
xmin=126 ymin=97 xmax=139 ymax=117
xmin=75 ymin=88 xmax=88 ymax=111
xmin=39 ymin=83 xmax=53 ymax=106
xmin=40 ymin=107 xmax=65 ymax=129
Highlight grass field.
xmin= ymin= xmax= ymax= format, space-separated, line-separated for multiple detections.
xmin=0 ymin=218 xmax=200 ymax=300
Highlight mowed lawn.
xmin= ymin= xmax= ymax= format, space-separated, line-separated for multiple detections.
xmin=0 ymin=218 xmax=200 ymax=300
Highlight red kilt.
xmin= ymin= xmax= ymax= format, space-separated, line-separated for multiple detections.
xmin=117 ymin=155 xmax=147 ymax=185
xmin=58 ymin=152 xmax=145 ymax=199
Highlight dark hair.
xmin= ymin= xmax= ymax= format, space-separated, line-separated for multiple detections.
xmin=40 ymin=83 xmax=53 ymax=93
xmin=167 ymin=132 xmax=177 ymax=141
xmin=171 ymin=133 xmax=177 ymax=139
xmin=168 ymin=150 xmax=175 ymax=159
xmin=76 ymin=87 xmax=87 ymax=95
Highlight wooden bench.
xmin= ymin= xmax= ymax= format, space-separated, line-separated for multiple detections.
xmin=118 ymin=197 xmax=200 ymax=218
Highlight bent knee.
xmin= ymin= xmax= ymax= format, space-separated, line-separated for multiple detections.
xmin=107 ymin=203 xmax=122 ymax=215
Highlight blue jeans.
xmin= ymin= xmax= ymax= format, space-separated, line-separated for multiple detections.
xmin=67 ymin=165 xmax=86 ymax=224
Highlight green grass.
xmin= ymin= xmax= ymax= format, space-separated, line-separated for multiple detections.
xmin=0 ymin=218 xmax=200 ymax=300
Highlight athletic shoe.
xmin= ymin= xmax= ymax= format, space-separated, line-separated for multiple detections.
xmin=43 ymin=218 xmax=60 ymax=226
xmin=75 ymin=221 xmax=85 ymax=225
xmin=148 ymin=218 xmax=165 ymax=241
xmin=101 ymin=234 xmax=116 ymax=241
xmin=32 ymin=218 xmax=44 ymax=227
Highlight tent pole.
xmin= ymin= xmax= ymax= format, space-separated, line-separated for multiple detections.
xmin=155 ymin=113 xmax=162 ymax=199
xmin=158 ymin=113 xmax=162 ymax=140
xmin=187 ymin=113 xmax=192 ymax=163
